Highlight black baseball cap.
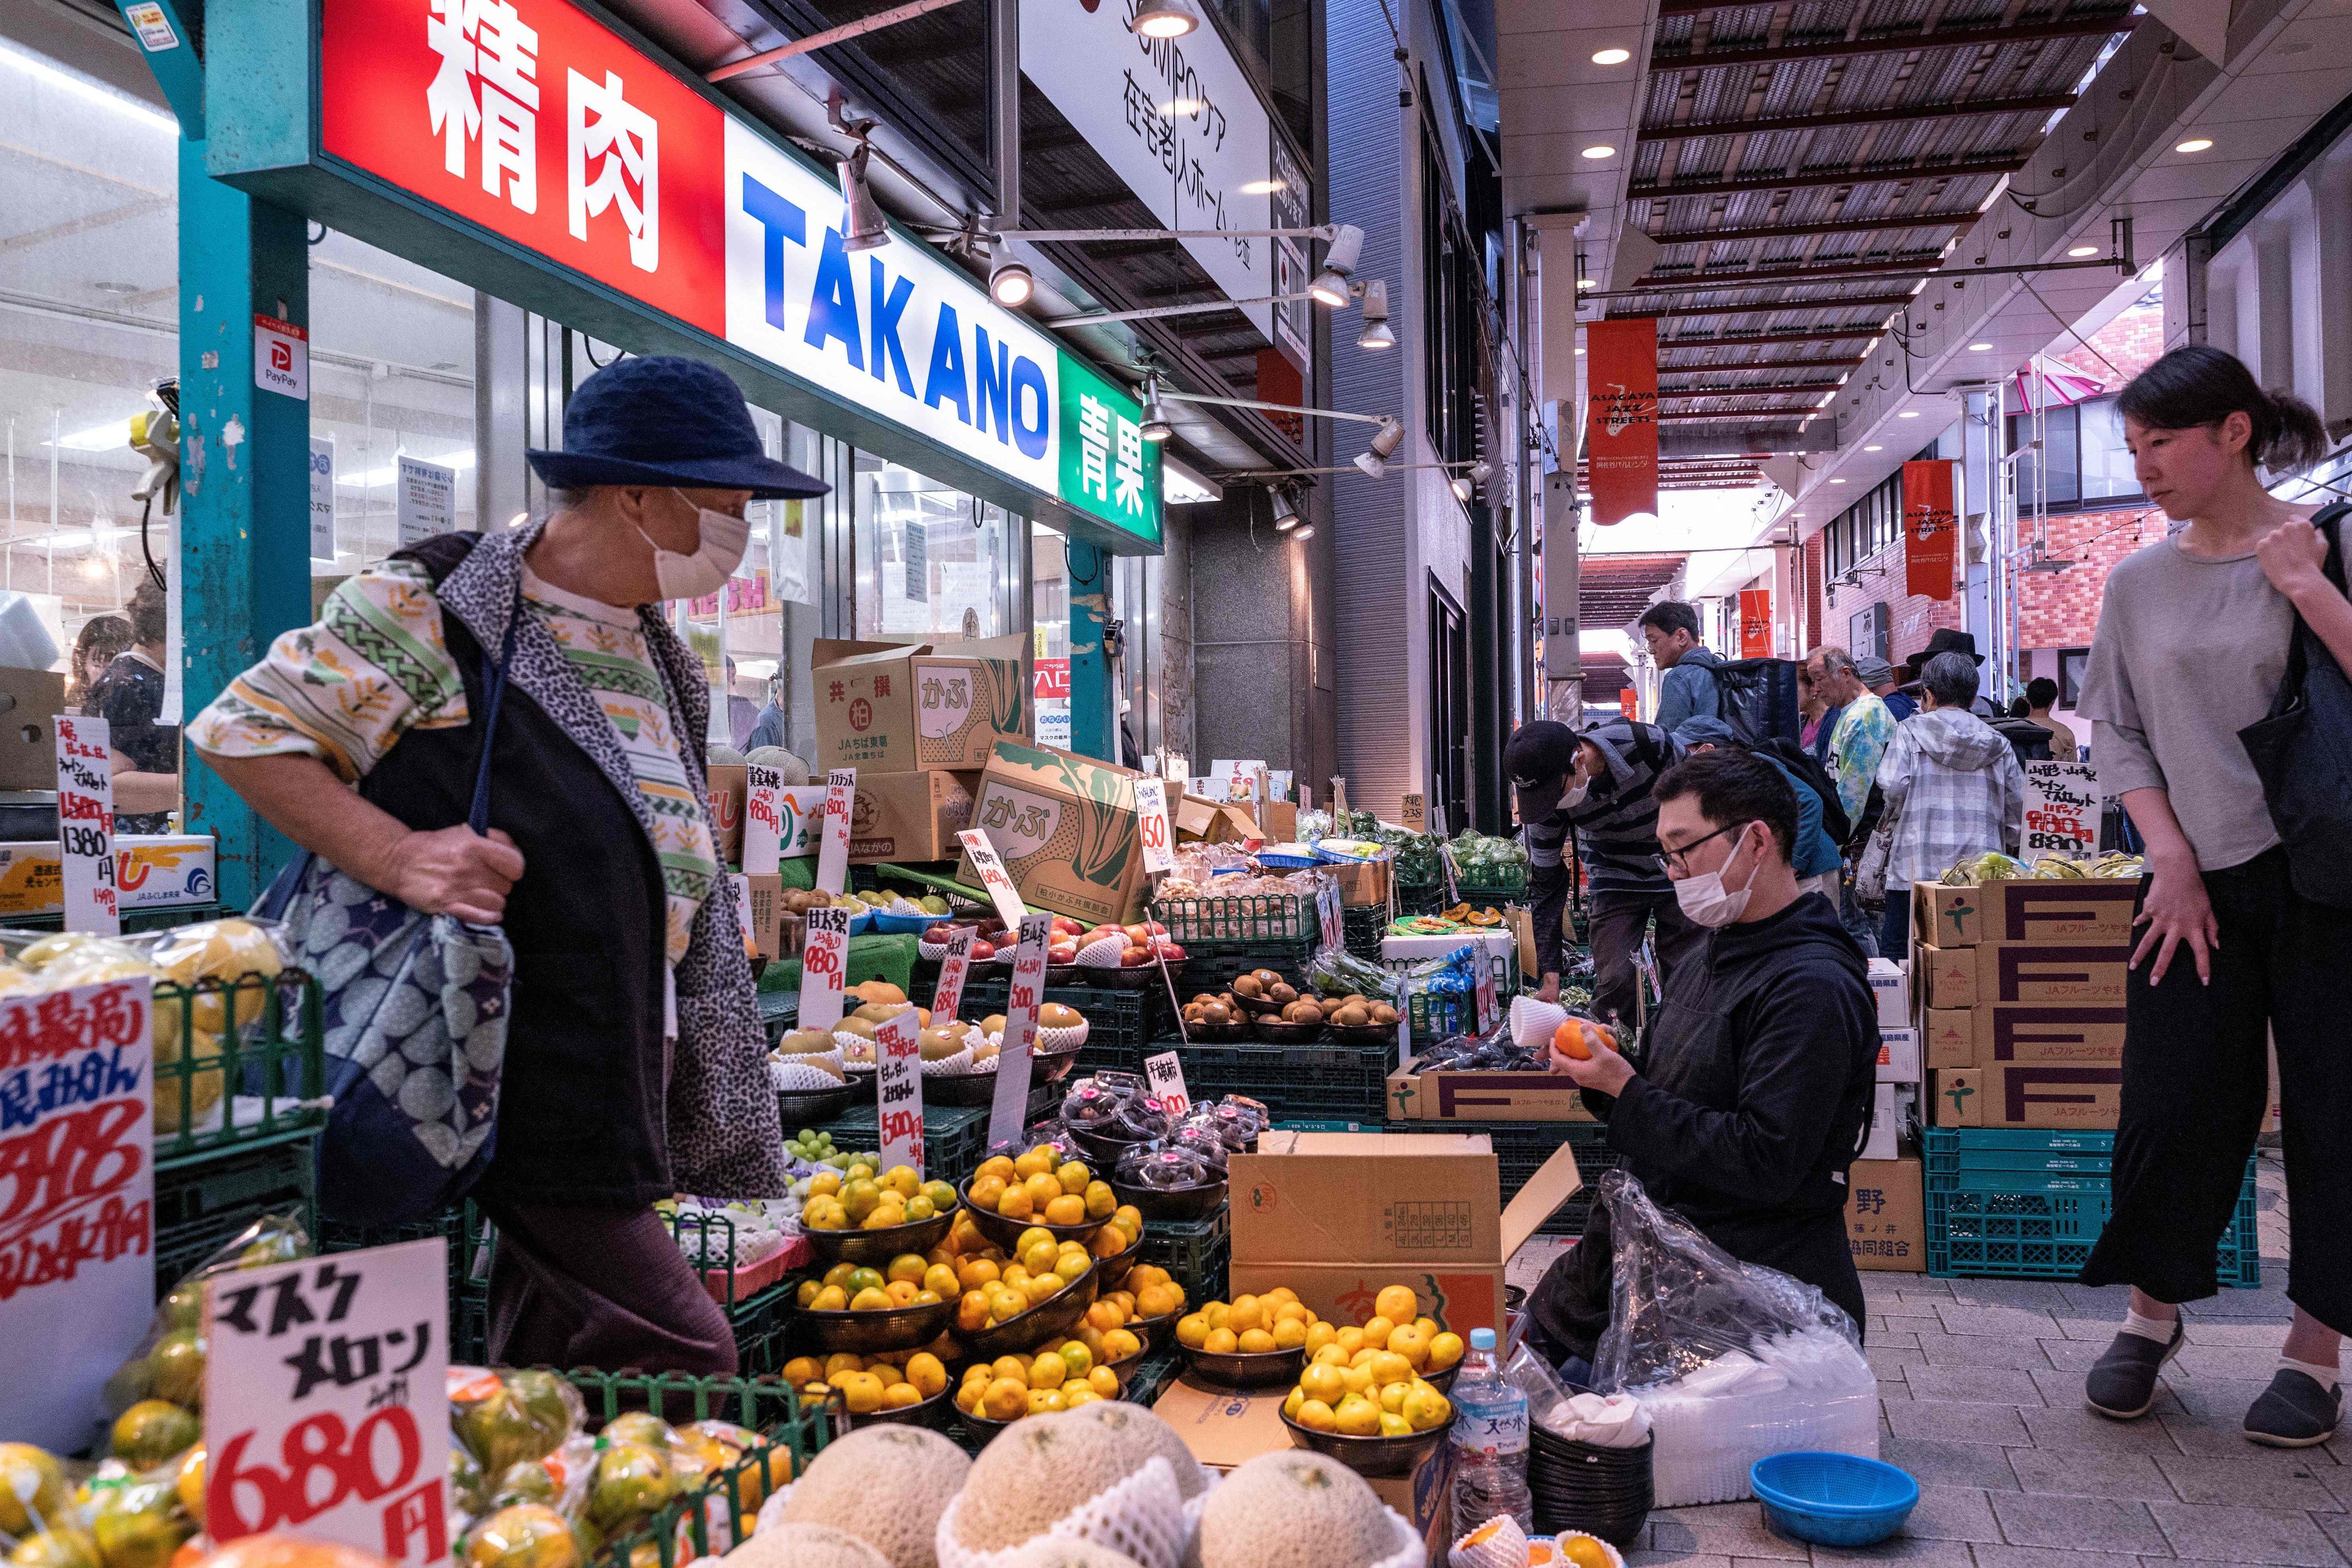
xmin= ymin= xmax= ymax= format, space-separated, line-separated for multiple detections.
xmin=1505 ymin=720 xmax=1582 ymax=821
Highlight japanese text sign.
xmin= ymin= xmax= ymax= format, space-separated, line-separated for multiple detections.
xmin=1143 ymin=1051 xmax=1189 ymax=1119
xmin=55 ymin=714 xmax=119 ymax=936
xmin=1738 ymin=588 xmax=1773 ymax=659
xmin=742 ymin=764 xmax=783 ymax=875
xmin=205 ymin=1239 xmax=451 ymax=1566
xmin=798 ymin=905 xmax=850 ymax=1031
xmin=0 ymin=977 xmax=155 ymax=1451
xmin=730 ymin=872 xmax=757 ymax=954
xmin=1584 ymin=317 xmax=1659 ymax=527
xmin=1904 ymin=458 xmax=1960 ymax=603
xmin=930 ymin=928 xmax=974 ymax=1024
xmin=2021 ymin=760 xmax=2101 ymax=860
xmin=1131 ymin=778 xmax=1173 ymax=876
xmin=815 ymin=767 xmax=855 ymax=894
xmin=1475 ymin=959 xmax=1498 ymax=1036
xmin=1400 ymin=793 xmax=1426 ymax=832
xmin=874 ymin=1009 xmax=923 ymax=1176
xmin=987 ymin=912 xmax=1052 ymax=1151
xmin=957 ymin=828 xmax=1028 ymax=930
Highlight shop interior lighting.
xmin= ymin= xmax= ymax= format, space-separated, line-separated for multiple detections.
xmin=2067 ymin=245 xmax=2100 ymax=258
xmin=1270 ymin=486 xmax=1299 ymax=529
xmin=1591 ymin=47 xmax=1632 ymax=64
xmin=837 ymin=140 xmax=889 ymax=252
xmin=1355 ymin=279 xmax=1395 ymax=349
xmin=1131 ymin=0 xmax=1199 ymax=37
xmin=2175 ymin=137 xmax=2214 ymax=153
xmin=1140 ymin=379 xmax=1175 ymax=443
xmin=1967 ymin=342 xmax=1994 ymax=352
xmin=987 ymin=237 xmax=1033 ymax=307
xmin=1899 ymin=411 xmax=1921 ymax=418
xmin=1581 ymin=145 xmax=1616 ymax=160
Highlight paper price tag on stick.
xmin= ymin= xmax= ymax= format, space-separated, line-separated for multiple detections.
xmin=987 ymin=912 xmax=1052 ymax=1151
xmin=958 ymin=828 xmax=1029 ymax=930
xmin=816 ymin=767 xmax=855 ymax=894
xmin=1144 ymin=1050 xmax=1191 ymax=1118
xmin=55 ymin=714 xmax=118 ymax=936
xmin=1132 ymin=778 xmax=1175 ymax=875
xmin=743 ymin=764 xmax=783 ymax=875
xmin=800 ymin=905 xmax=851 ymax=1030
xmin=1475 ymin=959 xmax=1499 ymax=1036
xmin=875 ymin=1009 xmax=924 ymax=1176
xmin=932 ymin=928 xmax=974 ymax=1022
xmin=1400 ymin=792 xmax=1426 ymax=832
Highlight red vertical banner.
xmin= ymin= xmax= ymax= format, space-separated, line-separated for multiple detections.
xmin=1739 ymin=588 xmax=1773 ymax=658
xmin=1619 ymin=688 xmax=1639 ymax=719
xmin=1905 ymin=459 xmax=1959 ymax=601
xmin=1585 ymin=318 xmax=1659 ymax=526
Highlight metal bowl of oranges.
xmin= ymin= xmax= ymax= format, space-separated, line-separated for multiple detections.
xmin=958 ymin=1151 xmax=1114 ymax=1252
xmin=798 ymin=1167 xmax=959 ymax=1266
xmin=781 ymin=1349 xmax=952 ymax=1424
xmin=793 ymin=1258 xmax=960 ymax=1354
xmin=949 ymin=1260 xmax=1102 ymax=1359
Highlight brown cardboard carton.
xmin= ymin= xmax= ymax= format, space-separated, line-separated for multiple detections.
xmin=1227 ymin=1130 xmax=1581 ymax=1342
xmin=1914 ymin=943 xmax=1978 ymax=1010
xmin=707 ymin=763 xmax=747 ymax=864
xmin=1912 ymin=881 xmax=1984 ymax=948
xmin=1172 ymin=795 xmax=1260 ymax=844
xmin=1848 ymin=1156 xmax=1925 ymax=1272
xmin=812 ymin=635 xmax=1030 ymax=772
xmin=1921 ymin=1008 xmax=1975 ymax=1071
xmin=848 ymin=770 xmax=977 ymax=862
xmin=1978 ymin=878 xmax=2138 ymax=943
xmin=1328 ymin=856 xmax=1392 ymax=907
xmin=1931 ymin=1064 xmax=2119 ymax=1129
xmin=1930 ymin=1068 xmax=1982 ymax=1127
xmin=959 ymin=741 xmax=1149 ymax=925
xmin=1260 ymin=800 xmax=1299 ymax=841
xmin=1980 ymin=941 xmax=2131 ymax=1006
xmin=1975 ymin=1005 xmax=2126 ymax=1063
xmin=1385 ymin=1058 xmax=1597 ymax=1123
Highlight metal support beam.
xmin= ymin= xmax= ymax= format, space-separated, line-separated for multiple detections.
xmin=1641 ymin=212 xmax=1978 ymax=246
xmin=1658 ymin=354 xmax=1868 ymax=372
xmin=1607 ymin=251 xmax=2127 ymax=297
xmin=1606 ymin=293 xmax=1917 ymax=322
xmin=1648 ymin=14 xmax=2135 ymax=68
xmin=1656 ymin=408 xmax=1828 ymax=422
xmin=1067 ymin=540 xmax=1114 ymax=760
xmin=990 ymin=0 xmax=1019 ymax=225
xmin=1641 ymin=92 xmax=2075 ymax=144
xmin=1629 ymin=154 xmax=2026 ymax=202
xmin=707 ymin=0 xmax=966 ymax=81
xmin=1660 ymin=326 xmax=1887 ymax=350
xmin=1660 ymin=384 xmax=1844 ymax=400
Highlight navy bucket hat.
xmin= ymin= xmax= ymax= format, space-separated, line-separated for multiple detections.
xmin=525 ymin=355 xmax=829 ymax=500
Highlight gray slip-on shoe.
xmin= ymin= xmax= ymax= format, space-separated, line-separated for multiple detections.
xmin=2243 ymin=1369 xmax=2343 ymax=1448
xmin=2084 ymin=1319 xmax=2185 ymax=1419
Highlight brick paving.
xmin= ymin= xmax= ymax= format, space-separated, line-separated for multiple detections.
xmin=1503 ymin=1152 xmax=2348 ymax=1567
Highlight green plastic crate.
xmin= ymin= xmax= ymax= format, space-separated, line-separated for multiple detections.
xmin=153 ymin=1136 xmax=318 ymax=1297
xmin=812 ymin=1102 xmax=994 ymax=1184
xmin=1151 ymin=892 xmax=1319 ymax=943
xmin=150 ymin=970 xmax=329 ymax=1168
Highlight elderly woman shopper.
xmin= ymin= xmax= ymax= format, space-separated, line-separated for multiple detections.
xmin=188 ymin=356 xmax=820 ymax=1372
xmin=1870 ymin=651 xmax=2025 ymax=960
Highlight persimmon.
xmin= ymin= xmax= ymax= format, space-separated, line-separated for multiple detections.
xmin=1551 ymin=1019 xmax=1593 ymax=1061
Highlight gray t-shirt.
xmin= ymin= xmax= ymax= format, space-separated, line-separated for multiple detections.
xmin=2077 ymin=533 xmax=2297 ymax=871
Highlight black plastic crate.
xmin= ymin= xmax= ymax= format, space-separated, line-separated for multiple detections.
xmin=956 ymin=979 xmax=1169 ymax=1075
xmin=1342 ymin=904 xmax=1389 ymax=960
xmin=1181 ymin=940 xmax=1324 ymax=991
xmin=1136 ymin=1204 xmax=1229 ymax=1306
xmin=811 ymin=1102 xmax=994 ymax=1184
xmin=1178 ymin=1038 xmax=1391 ymax=1123
xmin=153 ymin=1134 xmax=318 ymax=1296
xmin=1389 ymin=1121 xmax=1614 ymax=1237
xmin=1395 ymin=879 xmax=1447 ymax=917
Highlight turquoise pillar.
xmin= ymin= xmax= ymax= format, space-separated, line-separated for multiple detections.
xmin=123 ymin=0 xmax=312 ymax=906
xmin=1067 ymin=540 xmax=1114 ymax=761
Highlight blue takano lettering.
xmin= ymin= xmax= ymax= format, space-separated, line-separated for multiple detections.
xmin=804 ymin=229 xmax=864 ymax=369
xmin=1011 ymin=356 xmax=1050 ymax=459
xmin=742 ymin=174 xmax=806 ymax=331
xmin=974 ymin=326 xmax=1011 ymax=442
xmin=1 ymin=1045 xmax=146 ymax=1132
xmin=925 ymin=303 xmax=970 ymax=424
xmin=868 ymin=259 xmax=917 ymax=396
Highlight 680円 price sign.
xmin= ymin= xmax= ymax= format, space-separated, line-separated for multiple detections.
xmin=204 ymin=1239 xmax=451 ymax=1566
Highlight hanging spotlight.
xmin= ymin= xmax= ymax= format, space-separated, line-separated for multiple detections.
xmin=1291 ymin=523 xmax=1315 ymax=540
xmin=1355 ymin=279 xmax=1394 ymax=349
xmin=1353 ymin=414 xmax=1405 ymax=477
xmin=1310 ymin=268 xmax=1350 ymax=307
xmin=1311 ymin=224 xmax=1364 ymax=306
xmin=1270 ymin=485 xmax=1298 ymax=529
xmin=839 ymin=140 xmax=889 ymax=252
xmin=1130 ymin=0 xmax=1198 ymax=36
xmin=988 ymin=236 xmax=1033 ymax=307
xmin=1140 ymin=378 xmax=1175 ymax=442
xmin=1451 ymin=475 xmax=1472 ymax=502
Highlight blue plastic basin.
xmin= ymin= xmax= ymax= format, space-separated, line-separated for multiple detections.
xmin=1749 ymin=1453 xmax=1918 ymax=1547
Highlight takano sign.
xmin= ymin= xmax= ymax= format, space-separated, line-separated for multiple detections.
xmin=308 ymin=0 xmax=1160 ymax=547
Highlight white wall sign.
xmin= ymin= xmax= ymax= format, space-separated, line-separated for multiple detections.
xmin=395 ymin=456 xmax=455 ymax=546
xmin=815 ymin=767 xmax=855 ymax=894
xmin=309 ymin=436 xmax=337 ymax=562
xmin=799 ymin=904 xmax=851 ymax=1030
xmin=55 ymin=714 xmax=119 ymax=936
xmin=2021 ymin=760 xmax=2102 ymax=860
xmin=987 ymin=911 xmax=1053 ymax=1152
xmin=204 ymin=1238 xmax=450 ymax=1566
xmin=875 ymin=1008 xmax=924 ymax=1176
xmin=0 ymin=978 xmax=155 ymax=1451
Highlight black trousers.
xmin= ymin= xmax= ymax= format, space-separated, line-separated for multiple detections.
xmin=2081 ymin=849 xmax=2352 ymax=1333
xmin=1587 ymin=891 xmax=1706 ymax=1032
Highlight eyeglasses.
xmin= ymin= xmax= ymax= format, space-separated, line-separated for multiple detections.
xmin=1653 ymin=820 xmax=1755 ymax=875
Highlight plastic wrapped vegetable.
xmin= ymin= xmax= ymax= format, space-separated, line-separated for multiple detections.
xmin=1114 ymin=1144 xmax=1216 ymax=1192
xmin=449 ymin=1369 xmax=585 ymax=1480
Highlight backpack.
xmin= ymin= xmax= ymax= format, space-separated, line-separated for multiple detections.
xmin=1756 ymin=736 xmax=1854 ymax=846
xmin=1711 ymin=658 xmax=1805 ymax=746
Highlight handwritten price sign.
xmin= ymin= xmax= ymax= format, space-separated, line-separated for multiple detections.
xmin=55 ymin=714 xmax=118 ymax=936
xmin=2021 ymin=760 xmax=2101 ymax=860
xmin=816 ymin=768 xmax=856 ymax=895
xmin=987 ymin=912 xmax=1052 ymax=1150
xmin=0 ymin=976 xmax=155 ymax=1450
xmin=874 ymin=1009 xmax=924 ymax=1176
xmin=1132 ymin=779 xmax=1174 ymax=876
xmin=932 ymin=928 xmax=974 ymax=1024
xmin=205 ymin=1238 xmax=449 ymax=1566
xmin=1144 ymin=1051 xmax=1190 ymax=1118
xmin=800 ymin=905 xmax=851 ymax=1031
xmin=957 ymin=829 xmax=1029 ymax=931
xmin=743 ymin=764 xmax=784 ymax=875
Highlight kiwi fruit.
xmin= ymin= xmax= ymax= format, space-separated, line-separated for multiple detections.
xmin=1283 ymin=1000 xmax=1321 ymax=1024
xmin=1333 ymin=1004 xmax=1370 ymax=1028
xmin=1251 ymin=969 xmax=1283 ymax=986
xmin=1269 ymin=983 xmax=1297 ymax=1005
xmin=1201 ymin=1002 xmax=1231 ymax=1025
xmin=1233 ymin=975 xmax=1264 ymax=998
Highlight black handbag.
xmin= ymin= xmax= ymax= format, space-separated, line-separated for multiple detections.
xmin=2238 ymin=503 xmax=2352 ymax=909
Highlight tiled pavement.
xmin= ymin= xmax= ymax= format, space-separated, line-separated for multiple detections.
xmin=1502 ymin=1152 xmax=2349 ymax=1567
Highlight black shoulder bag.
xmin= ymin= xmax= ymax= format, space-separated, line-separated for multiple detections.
xmin=2238 ymin=504 xmax=2352 ymax=908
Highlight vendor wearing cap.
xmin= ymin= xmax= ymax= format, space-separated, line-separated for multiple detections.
xmin=191 ymin=356 xmax=825 ymax=1373
xmin=1855 ymin=654 xmax=1916 ymax=724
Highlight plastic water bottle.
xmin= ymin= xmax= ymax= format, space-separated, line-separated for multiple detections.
xmin=1449 ymin=1327 xmax=1532 ymax=1536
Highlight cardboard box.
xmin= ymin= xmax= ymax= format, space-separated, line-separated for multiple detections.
xmin=1930 ymin=1064 xmax=2121 ymax=1129
xmin=1385 ymin=1059 xmax=1597 ymax=1123
xmin=1860 ymin=1082 xmax=1901 ymax=1161
xmin=1229 ymin=1130 xmax=1582 ymax=1342
xmin=1260 ymin=800 xmax=1299 ymax=841
xmin=848 ymin=770 xmax=976 ymax=862
xmin=706 ymin=764 xmax=747 ymax=863
xmin=1172 ymin=796 xmax=1262 ymax=844
xmin=1978 ymin=878 xmax=2138 ymax=943
xmin=1912 ymin=881 xmax=1984 ymax=948
xmin=1921 ymin=1008 xmax=1975 ymax=1071
xmin=1914 ymin=943 xmax=1978 ymax=1010
xmin=1327 ymin=855 xmax=1392 ymax=908
xmin=0 ymin=835 xmax=217 ymax=915
xmin=959 ymin=741 xmax=1150 ymax=925
xmin=1980 ymin=941 xmax=2131 ymax=1006
xmin=1875 ymin=1026 xmax=1920 ymax=1084
xmin=1975 ymin=1005 xmax=2126 ymax=1063
xmin=1848 ymin=1156 xmax=1925 ymax=1272
xmin=1867 ymin=957 xmax=1910 ymax=1030
xmin=812 ymin=635 xmax=1030 ymax=771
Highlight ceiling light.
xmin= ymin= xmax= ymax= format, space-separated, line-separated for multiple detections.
xmin=1310 ymin=269 xmax=1350 ymax=307
xmin=1591 ymin=47 xmax=1631 ymax=64
xmin=1829 ymin=477 xmax=1847 ymax=484
xmin=1898 ymin=410 xmax=1920 ymax=419
xmin=1291 ymin=524 xmax=1315 ymax=540
xmin=1574 ymin=345 xmax=1586 ymax=355
xmin=2176 ymin=137 xmax=2214 ymax=153
xmin=1271 ymin=486 xmax=1297 ymax=528
xmin=1863 ymin=444 xmax=1882 ymax=452
xmin=1968 ymin=342 xmax=1994 ymax=352
xmin=2067 ymin=244 xmax=2099 ymax=258
xmin=838 ymin=141 xmax=888 ymax=252
xmin=1356 ymin=278 xmax=1393 ymax=349
xmin=1581 ymin=145 xmax=1616 ymax=160
xmin=1158 ymin=96 xmax=1204 ymax=117
xmin=988 ymin=239 xmax=1033 ymax=307
xmin=1140 ymin=379 xmax=1174 ymax=443
xmin=1131 ymin=0 xmax=1198 ymax=37
xmin=1240 ymin=177 xmax=1287 ymax=195
xmin=1576 ymin=278 xmax=1597 ymax=289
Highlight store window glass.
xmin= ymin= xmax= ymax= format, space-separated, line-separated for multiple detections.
xmin=852 ymin=453 xmax=1011 ymax=640
xmin=1032 ymin=528 xmax=1071 ymax=748
xmin=2079 ymin=396 xmax=2140 ymax=501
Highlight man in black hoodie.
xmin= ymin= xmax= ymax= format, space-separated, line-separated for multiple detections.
xmin=1544 ymin=749 xmax=1879 ymax=1333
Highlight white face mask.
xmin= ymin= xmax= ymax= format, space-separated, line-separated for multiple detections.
xmin=638 ymin=489 xmax=752 ymax=601
xmin=1672 ymin=821 xmax=1762 ymax=928
xmin=1562 ymin=778 xmax=1590 ymax=809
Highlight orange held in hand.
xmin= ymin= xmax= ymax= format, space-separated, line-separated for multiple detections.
xmin=1551 ymin=1019 xmax=1608 ymax=1061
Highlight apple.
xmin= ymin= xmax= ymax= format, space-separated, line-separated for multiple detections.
xmin=970 ymin=940 xmax=997 ymax=961
xmin=1121 ymin=945 xmax=1150 ymax=966
xmin=1123 ymin=922 xmax=1150 ymax=944
xmin=1155 ymin=940 xmax=1187 ymax=962
xmin=1049 ymin=942 xmax=1079 ymax=963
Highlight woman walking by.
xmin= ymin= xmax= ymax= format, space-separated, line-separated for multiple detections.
xmin=2077 ymin=345 xmax=2352 ymax=1446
